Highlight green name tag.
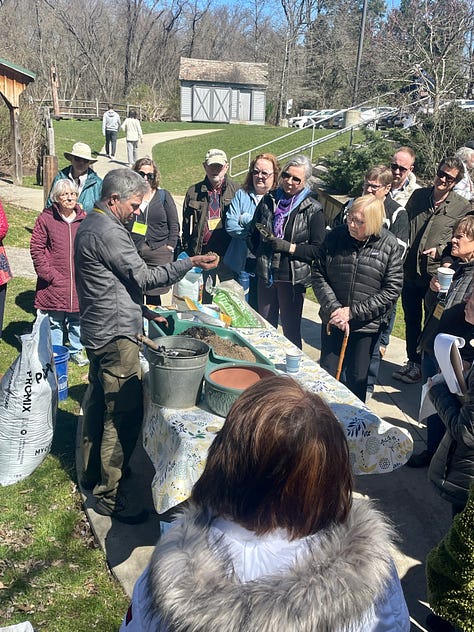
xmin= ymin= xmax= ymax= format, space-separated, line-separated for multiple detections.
xmin=132 ymin=221 xmax=147 ymax=235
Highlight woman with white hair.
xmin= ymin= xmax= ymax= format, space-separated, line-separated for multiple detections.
xmin=30 ymin=178 xmax=88 ymax=366
xmin=454 ymin=146 xmax=474 ymax=204
xmin=250 ymin=154 xmax=325 ymax=348
xmin=312 ymin=195 xmax=403 ymax=401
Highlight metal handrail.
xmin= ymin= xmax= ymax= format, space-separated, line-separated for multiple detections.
xmin=229 ymin=90 xmax=427 ymax=179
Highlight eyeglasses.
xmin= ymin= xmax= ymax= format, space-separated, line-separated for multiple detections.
xmin=59 ymin=192 xmax=78 ymax=198
xmin=436 ymin=169 xmax=457 ymax=185
xmin=347 ymin=213 xmax=365 ymax=227
xmin=364 ymin=181 xmax=383 ymax=191
xmin=390 ymin=163 xmax=408 ymax=173
xmin=138 ymin=171 xmax=154 ymax=181
xmin=252 ymin=169 xmax=273 ymax=180
xmin=281 ymin=171 xmax=302 ymax=185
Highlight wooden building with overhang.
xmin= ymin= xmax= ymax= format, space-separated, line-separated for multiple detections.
xmin=179 ymin=57 xmax=268 ymax=125
xmin=0 ymin=58 xmax=36 ymax=184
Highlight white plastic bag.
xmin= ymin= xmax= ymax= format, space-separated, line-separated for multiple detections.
xmin=172 ymin=268 xmax=203 ymax=302
xmin=0 ymin=312 xmax=58 ymax=486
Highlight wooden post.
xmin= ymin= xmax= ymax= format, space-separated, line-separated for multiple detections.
xmin=50 ymin=66 xmax=60 ymax=117
xmin=10 ymin=106 xmax=22 ymax=185
xmin=43 ymin=155 xmax=58 ymax=206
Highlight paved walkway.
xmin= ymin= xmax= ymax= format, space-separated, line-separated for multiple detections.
xmin=2 ymin=132 xmax=450 ymax=631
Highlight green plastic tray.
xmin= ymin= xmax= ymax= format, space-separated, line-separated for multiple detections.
xmin=148 ymin=311 xmax=273 ymax=368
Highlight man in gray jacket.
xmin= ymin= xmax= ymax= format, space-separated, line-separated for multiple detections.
xmin=102 ymin=104 xmax=121 ymax=158
xmin=74 ymin=169 xmax=218 ymax=523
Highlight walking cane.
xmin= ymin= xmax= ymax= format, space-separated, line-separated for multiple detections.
xmin=327 ymin=323 xmax=350 ymax=381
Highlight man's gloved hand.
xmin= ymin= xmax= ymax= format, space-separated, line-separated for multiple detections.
xmin=271 ymin=238 xmax=291 ymax=253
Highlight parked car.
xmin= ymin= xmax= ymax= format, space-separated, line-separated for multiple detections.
xmin=288 ymin=110 xmax=320 ymax=128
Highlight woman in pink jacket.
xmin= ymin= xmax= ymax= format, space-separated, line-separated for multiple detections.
xmin=0 ymin=199 xmax=12 ymax=341
xmin=30 ymin=179 xmax=88 ymax=366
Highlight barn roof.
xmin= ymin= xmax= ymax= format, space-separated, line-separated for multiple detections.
xmin=179 ymin=57 xmax=268 ymax=88
xmin=0 ymin=57 xmax=36 ymax=83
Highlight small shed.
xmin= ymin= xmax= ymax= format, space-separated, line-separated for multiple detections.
xmin=179 ymin=57 xmax=268 ymax=125
xmin=0 ymin=58 xmax=36 ymax=185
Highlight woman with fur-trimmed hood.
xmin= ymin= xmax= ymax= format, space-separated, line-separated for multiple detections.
xmin=120 ymin=376 xmax=409 ymax=632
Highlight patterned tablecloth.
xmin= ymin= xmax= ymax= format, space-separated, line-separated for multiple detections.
xmin=143 ymin=326 xmax=413 ymax=515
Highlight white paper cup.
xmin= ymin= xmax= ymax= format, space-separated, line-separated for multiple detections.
xmin=286 ymin=350 xmax=302 ymax=373
xmin=437 ymin=267 xmax=455 ymax=293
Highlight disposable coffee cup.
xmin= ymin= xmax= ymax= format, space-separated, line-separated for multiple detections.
xmin=286 ymin=350 xmax=302 ymax=373
xmin=437 ymin=267 xmax=455 ymax=293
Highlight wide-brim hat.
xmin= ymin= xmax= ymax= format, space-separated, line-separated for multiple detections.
xmin=64 ymin=142 xmax=97 ymax=163
xmin=204 ymin=148 xmax=227 ymax=166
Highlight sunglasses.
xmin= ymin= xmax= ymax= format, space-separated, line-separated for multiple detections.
xmin=281 ymin=171 xmax=302 ymax=185
xmin=138 ymin=171 xmax=154 ymax=181
xmin=390 ymin=163 xmax=408 ymax=173
xmin=436 ymin=169 xmax=456 ymax=185
xmin=252 ymin=169 xmax=273 ymax=180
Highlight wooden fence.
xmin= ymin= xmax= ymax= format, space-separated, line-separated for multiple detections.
xmin=37 ymin=99 xmax=144 ymax=120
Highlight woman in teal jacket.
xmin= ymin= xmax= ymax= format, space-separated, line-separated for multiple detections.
xmin=46 ymin=142 xmax=102 ymax=214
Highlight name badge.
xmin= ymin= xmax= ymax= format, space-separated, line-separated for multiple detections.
xmin=208 ymin=218 xmax=221 ymax=231
xmin=132 ymin=221 xmax=147 ymax=235
xmin=433 ymin=303 xmax=445 ymax=320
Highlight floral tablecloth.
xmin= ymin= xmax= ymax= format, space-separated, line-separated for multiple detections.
xmin=143 ymin=326 xmax=413 ymax=514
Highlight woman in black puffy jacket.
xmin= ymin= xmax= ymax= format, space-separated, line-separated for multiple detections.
xmin=312 ymin=195 xmax=403 ymax=401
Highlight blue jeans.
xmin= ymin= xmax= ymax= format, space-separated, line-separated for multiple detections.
xmin=44 ymin=310 xmax=83 ymax=356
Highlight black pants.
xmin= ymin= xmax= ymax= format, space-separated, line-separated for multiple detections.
xmin=402 ymin=279 xmax=429 ymax=365
xmin=320 ymin=326 xmax=379 ymax=402
xmin=0 ymin=282 xmax=6 ymax=338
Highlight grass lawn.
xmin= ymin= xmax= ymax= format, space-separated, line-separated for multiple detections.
xmin=24 ymin=119 xmax=364 ymax=196
xmin=0 ymin=207 xmax=129 ymax=629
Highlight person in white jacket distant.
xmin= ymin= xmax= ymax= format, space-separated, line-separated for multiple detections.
xmin=121 ymin=110 xmax=143 ymax=166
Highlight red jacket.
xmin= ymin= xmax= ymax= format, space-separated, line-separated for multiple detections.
xmin=30 ymin=203 xmax=86 ymax=312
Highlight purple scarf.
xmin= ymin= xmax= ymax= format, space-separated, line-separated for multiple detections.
xmin=273 ymin=187 xmax=310 ymax=238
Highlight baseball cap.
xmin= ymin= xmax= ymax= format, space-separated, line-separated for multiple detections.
xmin=204 ymin=149 xmax=227 ymax=166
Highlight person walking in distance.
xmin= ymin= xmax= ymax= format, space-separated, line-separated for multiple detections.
xmin=102 ymin=103 xmax=121 ymax=159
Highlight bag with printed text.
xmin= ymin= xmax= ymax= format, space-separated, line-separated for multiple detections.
xmin=0 ymin=312 xmax=58 ymax=486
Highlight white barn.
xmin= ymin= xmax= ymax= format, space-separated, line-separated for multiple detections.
xmin=179 ymin=57 xmax=268 ymax=125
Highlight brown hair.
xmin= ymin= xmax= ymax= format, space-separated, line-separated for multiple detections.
xmin=243 ymin=153 xmax=280 ymax=193
xmin=191 ymin=375 xmax=353 ymax=539
xmin=365 ymin=164 xmax=393 ymax=188
xmin=454 ymin=215 xmax=474 ymax=240
xmin=438 ymin=156 xmax=465 ymax=184
xmin=133 ymin=156 xmax=160 ymax=190
xmin=350 ymin=194 xmax=385 ymax=236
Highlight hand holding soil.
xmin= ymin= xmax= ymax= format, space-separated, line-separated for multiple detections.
xmin=191 ymin=253 xmax=219 ymax=270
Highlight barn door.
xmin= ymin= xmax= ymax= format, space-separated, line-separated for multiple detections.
xmin=238 ymin=90 xmax=251 ymax=120
xmin=192 ymin=86 xmax=230 ymax=122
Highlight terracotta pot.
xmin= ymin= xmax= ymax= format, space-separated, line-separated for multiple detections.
xmin=205 ymin=362 xmax=279 ymax=417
